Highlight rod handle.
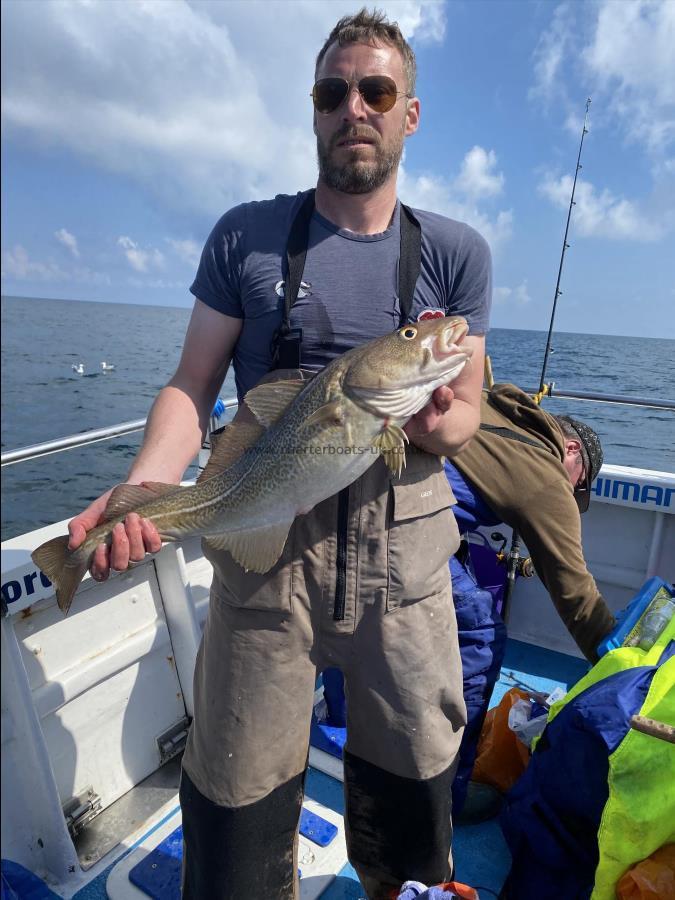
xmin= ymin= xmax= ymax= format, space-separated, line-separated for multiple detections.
xmin=630 ymin=714 xmax=675 ymax=744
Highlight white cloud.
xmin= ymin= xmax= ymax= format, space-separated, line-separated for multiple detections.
xmin=1 ymin=1 xmax=445 ymax=217
xmin=2 ymin=244 xmax=67 ymax=281
xmin=529 ymin=3 xmax=575 ymax=105
xmin=117 ymin=236 xmax=165 ymax=273
xmin=166 ymin=238 xmax=202 ymax=269
xmin=457 ymin=146 xmax=504 ymax=199
xmin=1 ymin=244 xmax=109 ymax=285
xmin=389 ymin=1 xmax=447 ymax=46
xmin=127 ymin=276 xmax=186 ymax=290
xmin=399 ymin=146 xmax=512 ymax=253
xmin=538 ymin=173 xmax=663 ymax=241
xmin=530 ymin=1 xmax=675 ymax=157
xmin=583 ymin=0 xmax=675 ymax=154
xmin=54 ymin=227 xmax=80 ymax=258
xmin=494 ymin=281 xmax=532 ymax=307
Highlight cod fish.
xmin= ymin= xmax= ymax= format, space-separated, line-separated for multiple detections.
xmin=33 ymin=316 xmax=472 ymax=614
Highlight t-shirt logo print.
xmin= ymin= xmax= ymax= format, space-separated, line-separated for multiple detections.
xmin=417 ymin=308 xmax=445 ymax=321
xmin=275 ymin=280 xmax=312 ymax=299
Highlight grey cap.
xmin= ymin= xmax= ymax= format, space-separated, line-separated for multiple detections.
xmin=556 ymin=416 xmax=603 ymax=512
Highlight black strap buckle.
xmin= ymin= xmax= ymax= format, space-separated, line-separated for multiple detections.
xmin=272 ymin=327 xmax=304 ymax=370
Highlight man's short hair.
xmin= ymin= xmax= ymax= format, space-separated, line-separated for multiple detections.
xmin=315 ymin=7 xmax=417 ymax=96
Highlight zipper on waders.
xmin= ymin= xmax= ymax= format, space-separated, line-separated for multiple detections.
xmin=333 ymin=488 xmax=349 ymax=620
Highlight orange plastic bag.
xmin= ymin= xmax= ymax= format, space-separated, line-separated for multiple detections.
xmin=616 ymin=844 xmax=675 ymax=900
xmin=471 ymin=688 xmax=531 ymax=794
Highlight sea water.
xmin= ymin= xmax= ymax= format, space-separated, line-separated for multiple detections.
xmin=2 ymin=295 xmax=674 ymax=540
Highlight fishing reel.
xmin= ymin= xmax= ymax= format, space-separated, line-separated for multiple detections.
xmin=491 ymin=532 xmax=534 ymax=578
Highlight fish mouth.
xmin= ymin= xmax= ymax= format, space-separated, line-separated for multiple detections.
xmin=417 ymin=319 xmax=472 ymax=377
xmin=432 ymin=319 xmax=470 ymax=360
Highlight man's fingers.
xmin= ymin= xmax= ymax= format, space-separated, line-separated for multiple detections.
xmin=140 ymin=518 xmax=162 ymax=554
xmin=68 ymin=490 xmax=114 ymax=550
xmin=90 ymin=543 xmax=110 ymax=582
xmin=68 ymin=521 xmax=87 ymax=551
xmin=110 ymin=522 xmax=131 ymax=572
xmin=125 ymin=513 xmax=146 ymax=562
xmin=433 ymin=385 xmax=454 ymax=413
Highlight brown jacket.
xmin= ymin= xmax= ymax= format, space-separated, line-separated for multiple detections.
xmin=452 ymin=383 xmax=615 ymax=661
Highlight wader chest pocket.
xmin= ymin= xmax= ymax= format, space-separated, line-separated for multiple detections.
xmin=203 ymin=536 xmax=294 ymax=613
xmin=387 ymin=462 xmax=459 ymax=609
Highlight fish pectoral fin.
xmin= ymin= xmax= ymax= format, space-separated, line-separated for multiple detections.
xmin=303 ymin=401 xmax=344 ymax=430
xmin=372 ymin=423 xmax=408 ymax=477
xmin=103 ymin=483 xmax=179 ymax=521
xmin=197 ymin=421 xmax=266 ymax=482
xmin=244 ymin=378 xmax=307 ymax=427
xmin=204 ymin=521 xmax=293 ymax=574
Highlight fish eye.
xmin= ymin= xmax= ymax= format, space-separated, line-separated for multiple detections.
xmin=401 ymin=327 xmax=417 ymax=340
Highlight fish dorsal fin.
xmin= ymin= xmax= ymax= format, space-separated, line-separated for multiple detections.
xmin=197 ymin=420 xmax=266 ymax=482
xmin=204 ymin=520 xmax=293 ymax=573
xmin=244 ymin=378 xmax=307 ymax=427
xmin=139 ymin=481 xmax=183 ymax=497
xmin=103 ymin=482 xmax=178 ymax=521
xmin=372 ymin=423 xmax=409 ymax=477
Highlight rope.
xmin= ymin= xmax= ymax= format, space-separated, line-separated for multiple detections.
xmin=531 ymin=383 xmax=550 ymax=406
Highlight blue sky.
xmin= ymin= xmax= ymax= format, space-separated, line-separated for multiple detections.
xmin=2 ymin=0 xmax=674 ymax=338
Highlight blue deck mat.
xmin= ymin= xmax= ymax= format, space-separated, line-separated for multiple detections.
xmin=127 ymin=807 xmax=338 ymax=899
xmin=80 ymin=639 xmax=585 ymax=900
xmin=128 ymin=826 xmax=183 ymax=900
xmin=310 ymin=717 xmax=347 ymax=759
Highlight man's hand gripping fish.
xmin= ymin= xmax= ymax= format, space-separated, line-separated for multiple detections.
xmin=32 ymin=316 xmax=472 ymax=614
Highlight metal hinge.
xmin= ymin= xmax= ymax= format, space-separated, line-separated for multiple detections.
xmin=63 ymin=787 xmax=102 ymax=839
xmin=157 ymin=716 xmax=191 ymax=764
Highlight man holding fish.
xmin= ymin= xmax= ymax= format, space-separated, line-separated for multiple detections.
xmin=57 ymin=9 xmax=492 ymax=898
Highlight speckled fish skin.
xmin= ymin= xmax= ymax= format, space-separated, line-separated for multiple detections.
xmin=32 ymin=316 xmax=472 ymax=612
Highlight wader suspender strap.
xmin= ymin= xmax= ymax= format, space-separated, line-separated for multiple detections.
xmin=272 ymin=191 xmax=422 ymax=369
xmin=272 ymin=191 xmax=422 ymax=621
xmin=398 ymin=203 xmax=422 ymax=325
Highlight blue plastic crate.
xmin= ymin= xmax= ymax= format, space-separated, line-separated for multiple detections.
xmin=596 ymin=576 xmax=674 ymax=657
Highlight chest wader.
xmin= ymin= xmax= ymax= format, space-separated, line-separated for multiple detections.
xmin=180 ymin=193 xmax=466 ymax=900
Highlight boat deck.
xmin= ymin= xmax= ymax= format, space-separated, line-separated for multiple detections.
xmin=58 ymin=639 xmax=588 ymax=900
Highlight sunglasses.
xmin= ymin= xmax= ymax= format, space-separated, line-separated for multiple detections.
xmin=311 ymin=75 xmax=410 ymax=115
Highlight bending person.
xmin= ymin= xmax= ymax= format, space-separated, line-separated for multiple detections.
xmin=448 ymin=382 xmax=616 ymax=817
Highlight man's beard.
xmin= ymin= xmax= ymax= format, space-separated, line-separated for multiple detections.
xmin=316 ymin=125 xmax=405 ymax=194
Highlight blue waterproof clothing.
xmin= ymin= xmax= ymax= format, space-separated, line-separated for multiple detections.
xmin=500 ymin=641 xmax=675 ymax=899
xmin=444 ymin=461 xmax=508 ymax=815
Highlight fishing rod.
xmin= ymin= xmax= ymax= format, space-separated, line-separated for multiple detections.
xmin=500 ymin=99 xmax=593 ymax=621
xmin=538 ymin=97 xmax=592 ymax=397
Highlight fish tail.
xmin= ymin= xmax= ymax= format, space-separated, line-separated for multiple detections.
xmin=31 ymin=536 xmax=88 ymax=615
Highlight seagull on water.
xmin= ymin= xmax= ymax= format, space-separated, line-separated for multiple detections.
xmin=101 ymin=361 xmax=116 ymax=372
xmin=72 ymin=363 xmax=85 ymax=375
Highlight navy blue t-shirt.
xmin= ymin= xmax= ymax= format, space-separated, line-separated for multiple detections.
xmin=191 ymin=190 xmax=492 ymax=400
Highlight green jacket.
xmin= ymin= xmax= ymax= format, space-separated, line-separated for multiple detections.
xmin=453 ymin=383 xmax=615 ymax=661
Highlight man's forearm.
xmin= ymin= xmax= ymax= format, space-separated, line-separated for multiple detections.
xmin=410 ymin=398 xmax=480 ymax=457
xmin=126 ymin=384 xmax=213 ymax=485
